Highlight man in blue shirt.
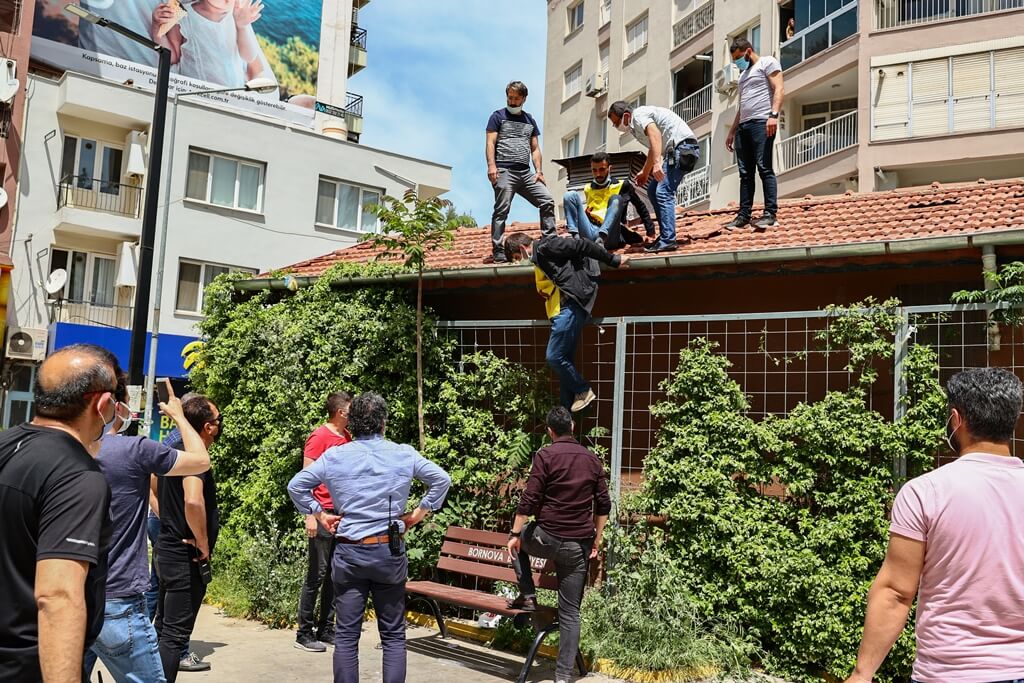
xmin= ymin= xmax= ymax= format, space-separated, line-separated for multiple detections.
xmin=486 ymin=80 xmax=556 ymax=263
xmin=288 ymin=392 xmax=451 ymax=683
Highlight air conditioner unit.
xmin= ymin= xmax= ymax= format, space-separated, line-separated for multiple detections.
xmin=584 ymin=72 xmax=606 ymax=97
xmin=6 ymin=326 xmax=48 ymax=361
xmin=714 ymin=63 xmax=741 ymax=94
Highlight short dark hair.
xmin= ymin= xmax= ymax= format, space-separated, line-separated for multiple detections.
xmin=730 ymin=37 xmax=752 ymax=54
xmin=182 ymin=395 xmax=217 ymax=434
xmin=503 ymin=232 xmax=535 ymax=262
xmin=348 ymin=392 xmax=388 ymax=438
xmin=506 ymin=80 xmax=528 ymax=97
xmin=590 ymin=151 xmax=610 ymax=165
xmin=34 ymin=344 xmax=120 ymax=420
xmin=546 ymin=406 xmax=573 ymax=437
xmin=326 ymin=391 xmax=353 ymax=418
xmin=946 ymin=368 xmax=1023 ymax=443
xmin=608 ymin=101 xmax=630 ymax=119
xmin=114 ymin=372 xmax=129 ymax=404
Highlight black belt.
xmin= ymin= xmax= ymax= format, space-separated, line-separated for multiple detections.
xmin=681 ymin=138 xmax=699 ymax=146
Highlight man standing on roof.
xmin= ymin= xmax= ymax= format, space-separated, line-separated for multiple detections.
xmin=503 ymin=231 xmax=630 ymax=412
xmin=486 ymin=80 xmax=557 ymax=263
xmin=562 ymin=151 xmax=652 ymax=250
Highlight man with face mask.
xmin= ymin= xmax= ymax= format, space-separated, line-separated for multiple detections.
xmin=607 ymin=101 xmax=699 ymax=253
xmin=154 ymin=395 xmax=222 ymax=681
xmin=562 ymin=151 xmax=652 ymax=250
xmin=0 ymin=344 xmax=120 ymax=682
xmin=725 ymin=37 xmax=784 ymax=231
xmin=85 ymin=379 xmax=211 ymax=682
xmin=486 ymin=80 xmax=557 ymax=263
xmin=845 ymin=367 xmax=1024 ymax=683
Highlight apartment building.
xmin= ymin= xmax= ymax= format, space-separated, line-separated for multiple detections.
xmin=543 ymin=0 xmax=1024 ymax=212
xmin=0 ymin=0 xmax=451 ymax=426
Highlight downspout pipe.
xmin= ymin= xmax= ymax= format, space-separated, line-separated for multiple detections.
xmin=982 ymin=244 xmax=1000 ymax=351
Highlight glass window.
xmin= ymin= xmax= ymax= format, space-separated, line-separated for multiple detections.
xmin=210 ymin=156 xmax=238 ymax=207
xmin=176 ymin=261 xmax=202 ymax=312
xmin=316 ymin=178 xmax=336 ymax=225
xmin=563 ymin=132 xmax=580 ymax=157
xmin=185 ymin=150 xmax=264 ymax=211
xmin=361 ymin=190 xmax=380 ymax=233
xmin=60 ymin=136 xmax=77 ymax=183
xmin=68 ymin=250 xmax=88 ymax=302
xmin=600 ymin=43 xmax=610 ymax=83
xmin=77 ymin=139 xmax=96 ymax=189
xmin=568 ymin=2 xmax=584 ymax=32
xmin=100 ymin=147 xmax=123 ymax=195
xmin=600 ymin=0 xmax=611 ymax=25
xmin=238 ymin=164 xmax=261 ymax=211
xmin=749 ymin=24 xmax=761 ymax=53
xmin=317 ymin=177 xmax=384 ymax=232
xmin=627 ymin=90 xmax=647 ymax=110
xmin=185 ymin=153 xmax=210 ymax=201
xmin=564 ymin=62 xmax=583 ymax=99
xmin=91 ymin=257 xmax=116 ymax=307
xmin=336 ymin=183 xmax=360 ymax=231
xmin=626 ymin=15 xmax=648 ymax=56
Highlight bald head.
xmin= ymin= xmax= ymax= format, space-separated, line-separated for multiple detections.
xmin=34 ymin=344 xmax=121 ymax=420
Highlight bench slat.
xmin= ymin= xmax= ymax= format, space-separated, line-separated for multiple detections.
xmin=443 ymin=526 xmax=509 ymax=547
xmin=440 ymin=540 xmax=552 ymax=573
xmin=407 ymin=581 xmax=557 ymax=618
xmin=437 ymin=556 xmax=560 ymax=591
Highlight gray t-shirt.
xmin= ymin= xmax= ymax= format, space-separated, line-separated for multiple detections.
xmin=738 ymin=55 xmax=782 ymax=123
xmin=628 ymin=106 xmax=697 ymax=156
xmin=96 ymin=434 xmax=178 ymax=598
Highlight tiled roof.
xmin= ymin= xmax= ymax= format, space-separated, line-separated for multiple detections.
xmin=274 ymin=179 xmax=1024 ymax=277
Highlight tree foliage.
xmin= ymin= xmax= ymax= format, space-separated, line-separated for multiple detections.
xmin=258 ymin=35 xmax=318 ymax=98
xmin=952 ymin=260 xmax=1024 ymax=325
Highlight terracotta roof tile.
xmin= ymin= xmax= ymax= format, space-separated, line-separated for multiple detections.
xmin=272 ymin=179 xmax=1024 ymax=278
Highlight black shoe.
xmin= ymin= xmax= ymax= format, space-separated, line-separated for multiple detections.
xmin=294 ymin=636 xmax=327 ymax=653
xmin=753 ymin=213 xmax=777 ymax=230
xmin=492 ymin=251 xmax=508 ymax=264
xmin=598 ymin=234 xmax=621 ymax=251
xmin=507 ymin=594 xmax=537 ymax=612
xmin=621 ymin=228 xmax=644 ymax=245
xmin=317 ymin=631 xmax=335 ymax=646
xmin=179 ymin=652 xmax=212 ymax=671
xmin=725 ymin=215 xmax=751 ymax=229
xmin=644 ymin=239 xmax=678 ymax=253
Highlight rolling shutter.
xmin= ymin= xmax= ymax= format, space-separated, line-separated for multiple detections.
xmin=910 ymin=58 xmax=949 ymax=137
xmin=994 ymin=47 xmax=1024 ymax=129
xmin=951 ymin=52 xmax=991 ymax=133
xmin=871 ymin=63 xmax=908 ymax=141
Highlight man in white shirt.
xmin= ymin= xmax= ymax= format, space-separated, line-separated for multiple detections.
xmin=725 ymin=38 xmax=784 ymax=231
xmin=608 ymin=102 xmax=700 ymax=253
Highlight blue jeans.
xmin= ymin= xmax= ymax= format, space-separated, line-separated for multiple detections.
xmin=546 ymin=300 xmax=590 ymax=409
xmin=333 ymin=543 xmax=408 ymax=683
xmin=646 ymin=141 xmax=699 ymax=244
xmin=735 ymin=119 xmax=778 ymax=219
xmin=563 ymin=191 xmax=624 ymax=243
xmin=85 ymin=595 xmax=166 ymax=683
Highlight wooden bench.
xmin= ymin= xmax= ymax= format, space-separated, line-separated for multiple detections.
xmin=406 ymin=526 xmax=588 ymax=683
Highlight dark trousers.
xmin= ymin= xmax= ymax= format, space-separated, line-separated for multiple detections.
xmin=154 ymin=555 xmax=206 ymax=683
xmin=735 ymin=119 xmax=778 ymax=219
xmin=491 ymin=167 xmax=556 ymax=254
xmin=332 ymin=543 xmax=408 ymax=683
xmin=511 ymin=522 xmax=591 ymax=681
xmin=297 ymin=517 xmax=337 ymax=640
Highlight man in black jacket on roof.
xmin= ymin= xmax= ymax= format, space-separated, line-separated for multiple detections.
xmin=504 ymin=232 xmax=631 ymax=412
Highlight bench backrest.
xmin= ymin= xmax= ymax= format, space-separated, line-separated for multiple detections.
xmin=436 ymin=526 xmax=560 ymax=592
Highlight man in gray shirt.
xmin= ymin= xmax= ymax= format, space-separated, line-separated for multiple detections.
xmin=608 ymin=102 xmax=700 ymax=253
xmin=725 ymin=37 xmax=784 ymax=230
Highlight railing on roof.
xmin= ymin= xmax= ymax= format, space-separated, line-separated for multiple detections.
xmin=344 ymin=92 xmax=363 ymax=118
xmin=350 ymin=25 xmax=367 ymax=50
xmin=673 ymin=0 xmax=713 ymax=48
xmin=777 ymin=111 xmax=857 ymax=173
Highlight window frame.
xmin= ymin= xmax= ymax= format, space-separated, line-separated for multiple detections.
xmin=174 ymin=258 xmax=258 ymax=315
xmin=567 ymin=1 xmax=585 ymax=34
xmin=60 ymin=135 xmax=125 ymax=194
xmin=563 ymin=130 xmax=581 ymax=158
xmin=626 ymin=89 xmax=647 ymax=111
xmin=49 ymin=248 xmax=117 ymax=306
xmin=184 ymin=149 xmax=266 ymax=213
xmin=314 ymin=176 xmax=384 ymax=234
xmin=564 ymin=61 xmax=584 ymax=100
xmin=625 ymin=13 xmax=649 ymax=58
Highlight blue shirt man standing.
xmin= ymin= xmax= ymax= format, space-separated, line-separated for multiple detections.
xmin=288 ymin=392 xmax=451 ymax=683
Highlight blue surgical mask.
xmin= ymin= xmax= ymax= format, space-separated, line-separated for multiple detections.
xmin=506 ymin=105 xmax=523 ymax=115
xmin=734 ymin=55 xmax=750 ymax=71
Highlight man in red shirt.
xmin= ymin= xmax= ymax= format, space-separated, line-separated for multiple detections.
xmin=295 ymin=391 xmax=352 ymax=653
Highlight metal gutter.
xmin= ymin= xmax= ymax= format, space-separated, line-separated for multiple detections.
xmin=234 ymin=228 xmax=1024 ymax=292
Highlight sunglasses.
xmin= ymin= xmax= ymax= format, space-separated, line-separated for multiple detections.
xmin=209 ymin=414 xmax=224 ymax=427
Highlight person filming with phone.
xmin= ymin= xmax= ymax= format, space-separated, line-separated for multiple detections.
xmin=287 ymin=391 xmax=451 ymax=683
xmin=154 ymin=394 xmax=222 ymax=682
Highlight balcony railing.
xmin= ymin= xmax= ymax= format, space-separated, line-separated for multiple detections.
xmin=676 ymin=164 xmax=711 ymax=207
xmin=56 ymin=175 xmax=142 ymax=218
xmin=673 ymin=0 xmax=714 ymax=48
xmin=344 ymin=92 xmax=363 ymax=118
xmin=351 ymin=25 xmax=367 ymax=50
xmin=672 ymin=83 xmax=713 ymax=122
xmin=876 ymin=0 xmax=1023 ymax=30
xmin=777 ymin=111 xmax=857 ymax=173
xmin=51 ymin=299 xmax=134 ymax=329
xmin=780 ymin=1 xmax=858 ymax=70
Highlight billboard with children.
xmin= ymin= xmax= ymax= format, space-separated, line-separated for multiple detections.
xmin=31 ymin=0 xmax=322 ymax=125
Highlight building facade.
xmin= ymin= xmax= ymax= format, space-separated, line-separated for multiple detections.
xmin=0 ymin=0 xmax=452 ymax=426
xmin=543 ymin=0 xmax=1024 ymax=212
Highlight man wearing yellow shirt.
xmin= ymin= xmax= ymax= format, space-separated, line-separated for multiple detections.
xmin=562 ymin=152 xmax=653 ymax=250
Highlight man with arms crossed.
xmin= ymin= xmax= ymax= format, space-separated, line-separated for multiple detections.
xmin=845 ymin=367 xmax=1024 ymax=682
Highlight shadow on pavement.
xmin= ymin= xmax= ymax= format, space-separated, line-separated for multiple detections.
xmin=406 ymin=633 xmax=556 ymax=682
xmin=189 ymin=640 xmax=228 ymax=659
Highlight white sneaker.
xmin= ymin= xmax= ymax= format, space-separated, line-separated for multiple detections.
xmin=571 ymin=389 xmax=596 ymax=412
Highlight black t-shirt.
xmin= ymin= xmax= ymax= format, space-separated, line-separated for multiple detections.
xmin=157 ymin=435 xmax=218 ymax=561
xmin=0 ymin=423 xmax=112 ymax=682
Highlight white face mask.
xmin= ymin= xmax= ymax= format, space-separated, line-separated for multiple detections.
xmin=616 ymin=117 xmax=630 ymax=133
xmin=113 ymin=402 xmax=132 ymax=435
xmin=506 ymin=105 xmax=523 ymax=115
xmin=945 ymin=412 xmax=961 ymax=454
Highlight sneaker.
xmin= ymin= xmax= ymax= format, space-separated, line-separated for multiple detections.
xmin=492 ymin=251 xmax=508 ymax=264
xmin=294 ymin=636 xmax=327 ymax=653
xmin=725 ymin=215 xmax=751 ymax=229
xmin=317 ymin=631 xmax=335 ymax=647
xmin=178 ymin=652 xmax=211 ymax=672
xmin=643 ymin=239 xmax=678 ymax=254
xmin=753 ymin=213 xmax=777 ymax=230
xmin=571 ymin=389 xmax=597 ymax=412
xmin=506 ymin=594 xmax=538 ymax=612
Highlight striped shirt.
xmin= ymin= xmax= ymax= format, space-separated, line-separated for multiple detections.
xmin=487 ymin=108 xmax=540 ymax=170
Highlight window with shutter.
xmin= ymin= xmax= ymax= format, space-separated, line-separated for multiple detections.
xmin=871 ymin=64 xmax=909 ymax=141
xmin=994 ymin=47 xmax=1024 ymax=129
xmin=951 ymin=52 xmax=991 ymax=133
xmin=910 ymin=58 xmax=949 ymax=137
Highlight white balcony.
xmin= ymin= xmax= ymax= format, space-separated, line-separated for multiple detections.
xmin=676 ymin=165 xmax=710 ymax=207
xmin=876 ymin=0 xmax=1023 ymax=30
xmin=777 ymin=111 xmax=858 ymax=173
xmin=672 ymin=83 xmax=713 ymax=122
xmin=673 ymin=1 xmax=714 ymax=48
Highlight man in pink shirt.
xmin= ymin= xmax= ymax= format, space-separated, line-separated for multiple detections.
xmin=846 ymin=367 xmax=1024 ymax=683
xmin=295 ymin=391 xmax=352 ymax=653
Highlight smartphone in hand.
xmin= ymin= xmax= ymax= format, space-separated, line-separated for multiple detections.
xmin=156 ymin=378 xmax=170 ymax=405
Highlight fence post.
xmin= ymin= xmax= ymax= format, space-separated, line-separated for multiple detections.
xmin=610 ymin=317 xmax=627 ymax=506
xmin=893 ymin=308 xmax=911 ymax=486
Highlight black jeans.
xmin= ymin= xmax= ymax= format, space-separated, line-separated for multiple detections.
xmin=511 ymin=522 xmax=591 ymax=681
xmin=603 ymin=179 xmax=655 ymax=248
xmin=154 ymin=554 xmax=206 ymax=683
xmin=297 ymin=517 xmax=337 ymax=640
xmin=735 ymin=118 xmax=778 ymax=219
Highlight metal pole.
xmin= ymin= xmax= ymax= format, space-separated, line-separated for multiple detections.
xmin=609 ymin=317 xmax=627 ymax=505
xmin=892 ymin=308 xmax=910 ymax=486
xmin=126 ymin=46 xmax=171 ymax=435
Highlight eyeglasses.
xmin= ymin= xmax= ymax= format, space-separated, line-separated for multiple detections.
xmin=84 ymin=387 xmax=118 ymax=396
xmin=209 ymin=414 xmax=224 ymax=426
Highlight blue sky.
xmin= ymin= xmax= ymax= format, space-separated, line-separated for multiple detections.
xmin=356 ymin=1 xmax=547 ymax=225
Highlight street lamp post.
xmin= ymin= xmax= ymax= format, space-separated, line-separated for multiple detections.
xmin=64 ymin=4 xmax=170 ymax=435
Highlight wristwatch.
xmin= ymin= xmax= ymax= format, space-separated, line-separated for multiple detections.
xmin=768 ymin=111 xmax=780 ymax=119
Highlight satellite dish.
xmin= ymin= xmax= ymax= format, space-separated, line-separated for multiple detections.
xmin=45 ymin=269 xmax=68 ymax=297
